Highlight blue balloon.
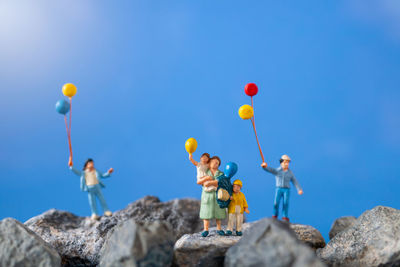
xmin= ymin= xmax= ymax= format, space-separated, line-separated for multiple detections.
xmin=224 ymin=162 xmax=238 ymax=178
xmin=55 ymin=99 xmax=70 ymax=115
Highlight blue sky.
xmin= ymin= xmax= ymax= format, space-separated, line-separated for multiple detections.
xmin=1 ymin=0 xmax=400 ymax=241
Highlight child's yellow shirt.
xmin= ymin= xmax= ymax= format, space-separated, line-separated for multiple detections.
xmin=228 ymin=192 xmax=248 ymax=214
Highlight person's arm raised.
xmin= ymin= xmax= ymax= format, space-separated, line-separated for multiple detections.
xmin=260 ymin=162 xmax=278 ymax=175
xmin=189 ymin=154 xmax=198 ymax=166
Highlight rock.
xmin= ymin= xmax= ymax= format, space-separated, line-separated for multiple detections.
xmin=328 ymin=216 xmax=357 ymax=240
xmin=173 ymin=223 xmax=253 ymax=267
xmin=173 ymin=220 xmax=325 ymax=267
xmin=290 ymin=224 xmax=326 ymax=250
xmin=225 ymin=218 xmax=326 ymax=267
xmin=318 ymin=206 xmax=400 ymax=267
xmin=25 ymin=196 xmax=202 ymax=266
xmin=0 ymin=218 xmax=61 ymax=267
xmin=99 ymin=220 xmax=175 ymax=267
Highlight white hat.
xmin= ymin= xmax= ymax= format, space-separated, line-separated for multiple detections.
xmin=280 ymin=155 xmax=291 ymax=161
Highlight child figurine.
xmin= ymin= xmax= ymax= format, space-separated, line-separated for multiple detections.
xmin=69 ymin=158 xmax=114 ymax=220
xmin=226 ymin=180 xmax=249 ymax=236
xmin=261 ymin=155 xmax=303 ymax=222
xmin=189 ymin=153 xmax=217 ymax=192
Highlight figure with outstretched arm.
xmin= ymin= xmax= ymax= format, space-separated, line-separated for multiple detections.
xmin=198 ymin=156 xmax=227 ymax=237
xmin=69 ymin=159 xmax=114 ymax=220
xmin=261 ymin=155 xmax=303 ymax=222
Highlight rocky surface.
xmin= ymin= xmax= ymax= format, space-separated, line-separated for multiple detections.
xmin=328 ymin=216 xmax=357 ymax=240
xmin=290 ymin=224 xmax=326 ymax=250
xmin=9 ymin=195 xmax=400 ymax=267
xmin=173 ymin=220 xmax=325 ymax=267
xmin=0 ymin=218 xmax=61 ymax=267
xmin=25 ymin=196 xmax=202 ymax=266
xmin=318 ymin=206 xmax=400 ymax=267
xmin=225 ymin=218 xmax=326 ymax=267
xmin=99 ymin=219 xmax=175 ymax=267
xmin=173 ymin=224 xmax=253 ymax=267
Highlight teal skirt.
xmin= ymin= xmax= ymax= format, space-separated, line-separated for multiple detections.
xmin=199 ymin=188 xmax=226 ymax=220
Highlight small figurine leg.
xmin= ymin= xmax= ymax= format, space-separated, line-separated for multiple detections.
xmin=216 ymin=219 xmax=225 ymax=236
xmin=87 ymin=190 xmax=99 ymax=219
xmin=226 ymin=213 xmax=235 ymax=235
xmin=236 ymin=212 xmax=243 ymax=236
xmin=273 ymin=188 xmax=283 ymax=217
xmin=282 ymin=189 xmax=290 ymax=220
xmin=94 ymin=185 xmax=110 ymax=215
xmin=202 ymin=220 xmax=209 ymax=237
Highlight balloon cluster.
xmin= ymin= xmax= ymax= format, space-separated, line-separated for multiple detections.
xmin=238 ymin=83 xmax=265 ymax=162
xmin=55 ymin=83 xmax=77 ymax=166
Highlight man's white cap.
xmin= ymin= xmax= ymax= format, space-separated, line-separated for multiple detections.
xmin=280 ymin=155 xmax=291 ymax=161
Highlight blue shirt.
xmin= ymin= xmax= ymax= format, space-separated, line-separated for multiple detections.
xmin=263 ymin=166 xmax=302 ymax=191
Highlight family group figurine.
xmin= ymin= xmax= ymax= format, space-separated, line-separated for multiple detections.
xmin=69 ymin=159 xmax=114 ymax=220
xmin=189 ymin=152 xmax=303 ymax=237
xmin=189 ymin=153 xmax=249 ymax=237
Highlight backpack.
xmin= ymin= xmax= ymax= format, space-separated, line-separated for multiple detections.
xmin=216 ymin=162 xmax=238 ymax=209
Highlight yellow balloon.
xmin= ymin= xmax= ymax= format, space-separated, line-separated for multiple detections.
xmin=185 ymin=138 xmax=198 ymax=154
xmin=62 ymin=83 xmax=77 ymax=98
xmin=238 ymin=104 xmax=254 ymax=120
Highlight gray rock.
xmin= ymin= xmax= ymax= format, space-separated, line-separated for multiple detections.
xmin=99 ymin=220 xmax=175 ymax=267
xmin=25 ymin=196 xmax=202 ymax=266
xmin=0 ymin=218 xmax=61 ymax=267
xmin=225 ymin=218 xmax=326 ymax=267
xmin=290 ymin=224 xmax=326 ymax=250
xmin=317 ymin=206 xmax=400 ymax=267
xmin=328 ymin=216 xmax=357 ymax=240
xmin=173 ymin=220 xmax=325 ymax=267
xmin=173 ymin=223 xmax=253 ymax=267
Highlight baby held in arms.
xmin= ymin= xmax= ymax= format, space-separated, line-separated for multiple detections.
xmin=189 ymin=153 xmax=217 ymax=192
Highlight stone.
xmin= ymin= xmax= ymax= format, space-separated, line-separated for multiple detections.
xmin=25 ymin=196 xmax=202 ymax=266
xmin=328 ymin=216 xmax=357 ymax=240
xmin=0 ymin=218 xmax=61 ymax=267
xmin=99 ymin=220 xmax=175 ymax=267
xmin=173 ymin=224 xmax=253 ymax=267
xmin=318 ymin=206 xmax=400 ymax=267
xmin=290 ymin=224 xmax=326 ymax=250
xmin=225 ymin=218 xmax=326 ymax=267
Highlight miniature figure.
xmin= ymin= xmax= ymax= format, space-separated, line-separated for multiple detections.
xmin=261 ymin=155 xmax=303 ymax=222
xmin=189 ymin=153 xmax=217 ymax=192
xmin=226 ymin=179 xmax=249 ymax=236
xmin=197 ymin=156 xmax=227 ymax=237
xmin=69 ymin=159 xmax=114 ymax=220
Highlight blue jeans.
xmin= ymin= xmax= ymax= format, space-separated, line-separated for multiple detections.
xmin=273 ymin=187 xmax=290 ymax=218
xmin=87 ymin=184 xmax=109 ymax=215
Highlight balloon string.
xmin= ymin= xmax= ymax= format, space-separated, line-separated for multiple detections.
xmin=67 ymin=98 xmax=73 ymax=164
xmin=64 ymin=115 xmax=72 ymax=162
xmin=250 ymin=96 xmax=265 ymax=162
xmin=69 ymin=97 xmax=72 ymax=137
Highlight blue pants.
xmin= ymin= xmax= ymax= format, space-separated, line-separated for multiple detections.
xmin=87 ymin=184 xmax=109 ymax=215
xmin=273 ymin=187 xmax=290 ymax=218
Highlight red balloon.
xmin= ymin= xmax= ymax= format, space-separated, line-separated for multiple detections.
xmin=245 ymin=83 xmax=258 ymax=96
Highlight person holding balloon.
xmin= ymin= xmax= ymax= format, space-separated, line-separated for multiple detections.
xmin=239 ymin=83 xmax=304 ymax=222
xmin=200 ymin=156 xmax=227 ymax=237
xmin=69 ymin=158 xmax=114 ymax=220
xmin=56 ymin=83 xmax=114 ymax=220
xmin=185 ymin=138 xmax=227 ymax=237
xmin=261 ymin=155 xmax=303 ymax=222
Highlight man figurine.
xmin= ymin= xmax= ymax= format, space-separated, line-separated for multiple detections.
xmin=261 ymin=155 xmax=303 ymax=222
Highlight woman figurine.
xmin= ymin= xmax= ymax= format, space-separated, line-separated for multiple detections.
xmin=69 ymin=158 xmax=113 ymax=220
xmin=197 ymin=156 xmax=227 ymax=237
